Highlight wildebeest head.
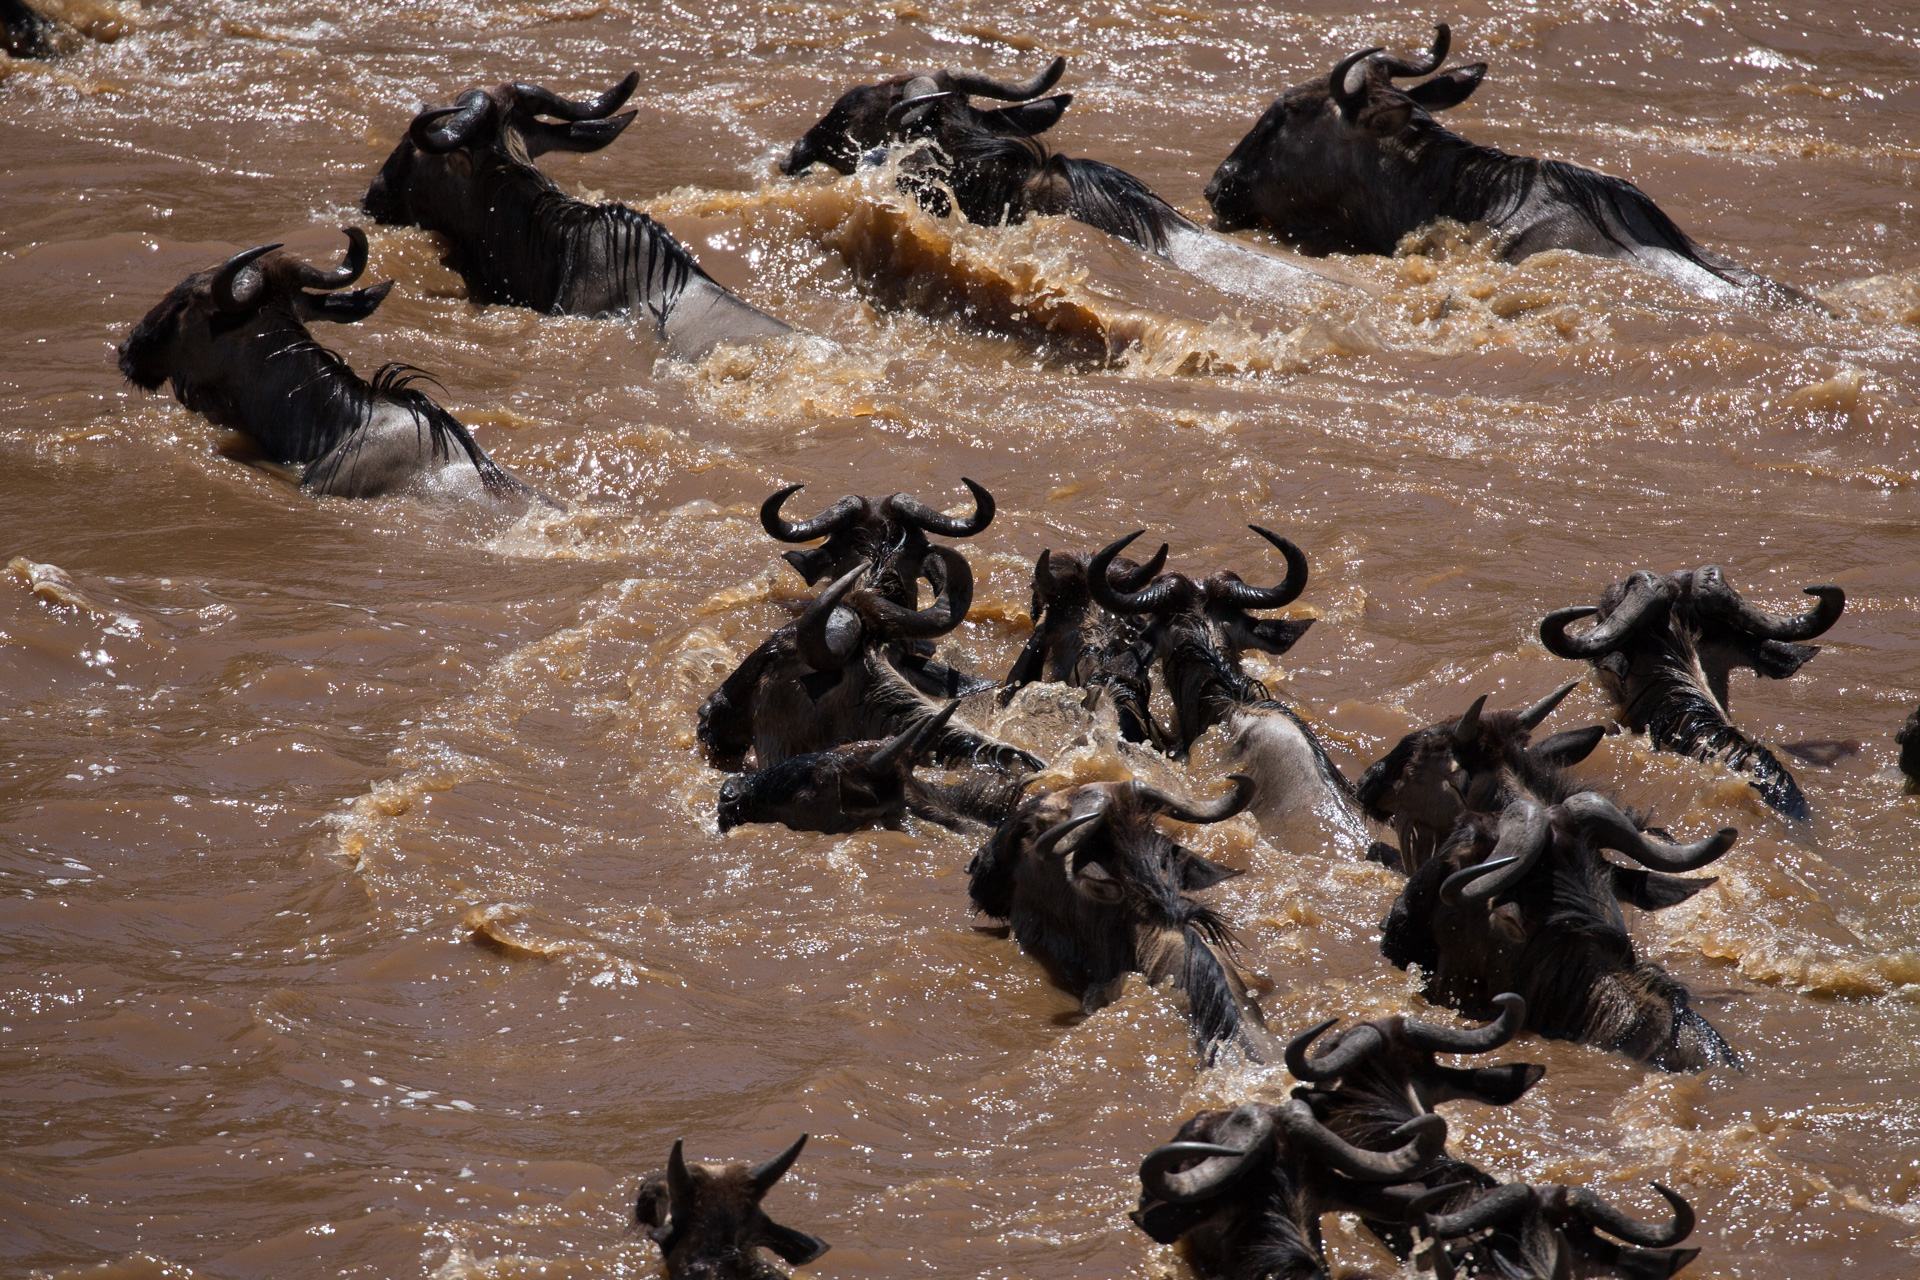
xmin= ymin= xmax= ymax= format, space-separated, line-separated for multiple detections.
xmin=999 ymin=540 xmax=1170 ymax=742
xmin=1355 ymin=683 xmax=1605 ymax=873
xmin=760 ymin=478 xmax=994 ymax=606
xmin=363 ymin=73 xmax=640 ymax=226
xmin=1384 ymin=791 xmax=1739 ymax=1071
xmin=1088 ymin=527 xmax=1316 ymax=752
xmin=1204 ymin=25 xmax=1487 ymax=252
xmin=1130 ymin=1098 xmax=1448 ymax=1279
xmin=1423 ymin=1178 xmax=1698 ymax=1280
xmin=118 ymin=230 xmax=394 ymax=394
xmin=969 ymin=774 xmax=1272 ymax=1056
xmin=779 ymin=57 xmax=1070 ymax=176
xmin=634 ymin=1134 xmax=829 ymax=1280
xmin=716 ymin=699 xmax=958 ymax=833
xmin=1541 ymin=566 xmax=1844 ymax=821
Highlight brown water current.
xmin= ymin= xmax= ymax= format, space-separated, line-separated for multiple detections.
xmin=5 ymin=1 xmax=1920 ymax=1276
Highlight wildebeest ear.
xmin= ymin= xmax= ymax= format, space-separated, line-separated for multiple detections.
xmin=1529 ymin=724 xmax=1606 ymax=769
xmin=758 ymin=1219 xmax=830 ymax=1266
xmin=1174 ymin=845 xmax=1241 ymax=891
xmin=837 ymin=776 xmax=883 ymax=814
xmin=524 ymin=109 xmax=638 ymax=156
xmin=1612 ymin=864 xmax=1717 ymax=910
xmin=297 ymin=280 xmax=393 ymax=325
xmin=1407 ymin=63 xmax=1486 ymax=112
xmin=1749 ymin=638 xmax=1819 ymax=680
xmin=1428 ymin=1061 xmax=1544 ymax=1106
xmin=1069 ymin=857 xmax=1126 ymax=903
xmin=984 ymin=93 xmax=1072 ymax=137
xmin=1242 ymin=617 xmax=1314 ymax=655
xmin=1131 ymin=1200 xmax=1219 ymax=1245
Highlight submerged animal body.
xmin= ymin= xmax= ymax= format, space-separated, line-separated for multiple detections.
xmin=117 ymin=231 xmax=542 ymax=505
xmin=1206 ymin=25 xmax=1796 ymax=301
xmin=634 ymin=1135 xmax=829 ymax=1280
xmin=715 ymin=700 xmax=959 ymax=833
xmin=1382 ymin=790 xmax=1739 ymax=1072
xmin=968 ymin=774 xmax=1268 ymax=1059
xmin=1421 ymin=1177 xmax=1700 ymax=1280
xmin=1540 ymin=565 xmax=1844 ymax=820
xmin=364 ymin=74 xmax=791 ymax=360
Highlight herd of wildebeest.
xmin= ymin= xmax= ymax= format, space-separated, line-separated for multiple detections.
xmin=2 ymin=5 xmax=1903 ymax=1273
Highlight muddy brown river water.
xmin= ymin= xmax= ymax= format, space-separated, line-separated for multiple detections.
xmin=5 ymin=1 xmax=1920 ymax=1277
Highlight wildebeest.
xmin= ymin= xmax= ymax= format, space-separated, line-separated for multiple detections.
xmin=761 ymin=479 xmax=999 ymax=698
xmin=876 ymin=76 xmax=1203 ymax=256
xmin=1540 ymin=565 xmax=1845 ymax=820
xmin=1285 ymin=994 xmax=1543 ymax=1260
xmin=1087 ymin=530 xmax=1357 ymax=828
xmin=364 ymin=74 xmax=792 ymax=361
xmin=633 ymin=1134 xmax=828 ymax=1280
xmin=968 ymin=773 xmax=1271 ymax=1058
xmin=1130 ymin=1098 xmax=1446 ymax=1279
xmin=716 ymin=699 xmax=958 ymax=833
xmin=999 ymin=540 xmax=1172 ymax=746
xmin=780 ymin=57 xmax=1072 ymax=178
xmin=1899 ymin=708 xmax=1920 ymax=790
xmin=1421 ymin=1177 xmax=1699 ymax=1280
xmin=698 ymin=556 xmax=1043 ymax=774
xmin=1355 ymin=682 xmax=1605 ymax=873
xmin=1381 ymin=790 xmax=1739 ymax=1071
xmin=1205 ymin=25 xmax=1794 ymax=301
xmin=118 ymin=231 xmax=544 ymax=505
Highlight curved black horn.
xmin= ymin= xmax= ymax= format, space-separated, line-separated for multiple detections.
xmin=1378 ymin=23 xmax=1449 ymax=77
xmin=1279 ymin=1099 xmax=1442 ymax=1182
xmin=1439 ymin=800 xmax=1551 ymax=905
xmin=1139 ymin=1105 xmax=1274 ymax=1203
xmin=511 ymin=70 xmax=640 ymax=121
xmin=866 ymin=700 xmax=959 ymax=773
xmin=1209 ymin=526 xmax=1310 ymax=611
xmin=666 ymin=1137 xmax=695 ymax=1205
xmin=748 ymin=1133 xmax=807 ymax=1196
xmin=1452 ymin=694 xmax=1489 ymax=748
xmin=885 ymin=85 xmax=951 ymax=131
xmin=1402 ymin=992 xmax=1525 ymax=1055
xmin=1285 ymin=1017 xmax=1384 ymax=1082
xmin=1033 ymin=793 xmax=1112 ymax=861
xmin=1089 ymin=531 xmax=1184 ymax=616
xmin=1561 ymin=792 xmax=1736 ymax=873
xmin=1131 ymin=773 xmax=1254 ymax=825
xmin=888 ymin=477 xmax=995 ymax=538
xmin=1517 ymin=681 xmax=1579 ymax=731
xmin=409 ymin=90 xmax=492 ymax=154
xmin=1566 ymin=1182 xmax=1695 ymax=1248
xmin=761 ymin=484 xmax=867 ymax=543
xmin=1109 ymin=541 xmax=1169 ymax=592
xmin=867 ymin=546 xmax=972 ymax=639
xmin=292 ymin=226 xmax=369 ymax=290
xmin=1423 ymin=1182 xmax=1536 ymax=1237
xmin=1540 ymin=571 xmax=1672 ymax=660
xmin=1329 ymin=46 xmax=1384 ymax=115
xmin=210 ymin=243 xmax=282 ymax=313
xmin=795 ymin=564 xmax=869 ymax=673
xmin=947 ymin=56 xmax=1066 ymax=101
xmin=1692 ymin=565 xmax=1844 ymax=642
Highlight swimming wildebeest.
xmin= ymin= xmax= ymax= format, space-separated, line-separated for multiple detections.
xmin=779 ymin=57 xmax=1072 ymax=177
xmin=118 ymin=231 xmax=543 ymax=505
xmin=633 ymin=1134 xmax=829 ymax=1280
xmin=999 ymin=540 xmax=1172 ymax=746
xmin=1421 ymin=1177 xmax=1699 ymax=1280
xmin=1205 ymin=24 xmax=1796 ymax=301
xmin=1130 ymin=1097 xmax=1447 ymax=1279
xmin=1087 ymin=530 xmax=1356 ymax=826
xmin=364 ymin=74 xmax=792 ymax=360
xmin=874 ymin=75 xmax=1203 ymax=256
xmin=697 ymin=556 xmax=1043 ymax=774
xmin=2 ymin=0 xmax=128 ymax=58
xmin=761 ymin=478 xmax=1000 ymax=698
xmin=715 ymin=699 xmax=959 ymax=833
xmin=1540 ymin=565 xmax=1845 ymax=820
xmin=1285 ymin=994 xmax=1543 ymax=1259
xmin=968 ymin=773 xmax=1270 ymax=1059
xmin=1381 ymin=789 xmax=1740 ymax=1071
xmin=1355 ymin=682 xmax=1604 ymax=873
